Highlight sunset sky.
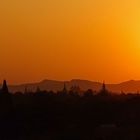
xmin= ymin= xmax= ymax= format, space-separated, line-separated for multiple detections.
xmin=0 ymin=0 xmax=140 ymax=84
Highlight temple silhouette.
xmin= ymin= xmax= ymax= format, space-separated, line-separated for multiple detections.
xmin=0 ymin=80 xmax=9 ymax=93
xmin=99 ymin=82 xmax=109 ymax=96
xmin=0 ymin=80 xmax=12 ymax=112
xmin=0 ymin=80 xmax=139 ymax=140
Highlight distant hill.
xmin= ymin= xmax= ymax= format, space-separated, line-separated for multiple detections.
xmin=1 ymin=79 xmax=140 ymax=94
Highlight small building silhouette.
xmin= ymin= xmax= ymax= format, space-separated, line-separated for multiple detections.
xmin=62 ymin=83 xmax=68 ymax=95
xmin=98 ymin=82 xmax=109 ymax=96
xmin=58 ymin=83 xmax=68 ymax=96
xmin=1 ymin=80 xmax=9 ymax=93
xmin=69 ymin=85 xmax=81 ymax=96
xmin=0 ymin=80 xmax=13 ymax=114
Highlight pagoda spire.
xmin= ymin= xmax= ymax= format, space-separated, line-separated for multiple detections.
xmin=99 ymin=81 xmax=108 ymax=96
xmin=2 ymin=80 xmax=9 ymax=93
xmin=102 ymin=81 xmax=106 ymax=92
xmin=62 ymin=83 xmax=67 ymax=94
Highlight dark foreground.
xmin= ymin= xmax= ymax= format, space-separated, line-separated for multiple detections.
xmin=1 ymin=88 xmax=140 ymax=140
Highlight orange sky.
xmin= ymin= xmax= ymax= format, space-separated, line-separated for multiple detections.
xmin=0 ymin=0 xmax=140 ymax=84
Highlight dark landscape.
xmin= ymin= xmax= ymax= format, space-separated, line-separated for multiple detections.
xmin=1 ymin=80 xmax=140 ymax=140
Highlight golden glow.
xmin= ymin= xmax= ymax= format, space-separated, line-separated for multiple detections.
xmin=0 ymin=0 xmax=140 ymax=84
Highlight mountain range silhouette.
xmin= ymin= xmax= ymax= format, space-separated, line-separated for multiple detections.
xmin=2 ymin=79 xmax=140 ymax=94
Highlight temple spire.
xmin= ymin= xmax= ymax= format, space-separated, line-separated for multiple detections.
xmin=62 ymin=83 xmax=67 ymax=94
xmin=102 ymin=81 xmax=106 ymax=92
xmin=99 ymin=81 xmax=108 ymax=96
xmin=2 ymin=80 xmax=9 ymax=93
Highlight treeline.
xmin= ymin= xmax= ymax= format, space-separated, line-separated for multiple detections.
xmin=0 ymin=81 xmax=140 ymax=139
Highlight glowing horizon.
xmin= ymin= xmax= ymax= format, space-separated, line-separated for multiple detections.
xmin=0 ymin=0 xmax=140 ymax=84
